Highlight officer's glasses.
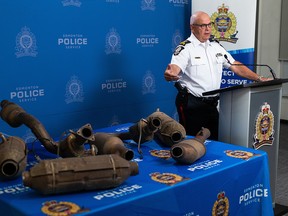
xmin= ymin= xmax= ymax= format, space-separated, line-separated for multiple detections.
xmin=192 ymin=22 xmax=214 ymax=29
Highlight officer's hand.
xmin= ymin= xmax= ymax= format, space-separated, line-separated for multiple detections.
xmin=164 ymin=64 xmax=181 ymax=82
xmin=257 ymin=76 xmax=274 ymax=82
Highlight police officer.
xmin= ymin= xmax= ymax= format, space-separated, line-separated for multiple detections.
xmin=164 ymin=11 xmax=271 ymax=140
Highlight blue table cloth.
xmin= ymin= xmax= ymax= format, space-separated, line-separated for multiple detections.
xmin=0 ymin=123 xmax=274 ymax=215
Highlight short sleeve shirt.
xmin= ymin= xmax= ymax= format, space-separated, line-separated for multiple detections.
xmin=171 ymin=33 xmax=235 ymax=97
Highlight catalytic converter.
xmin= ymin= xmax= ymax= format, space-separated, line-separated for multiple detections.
xmin=0 ymin=133 xmax=27 ymax=180
xmin=22 ymin=154 xmax=139 ymax=195
xmin=170 ymin=127 xmax=210 ymax=164
xmin=0 ymin=100 xmax=95 ymax=158
xmin=89 ymin=132 xmax=134 ymax=161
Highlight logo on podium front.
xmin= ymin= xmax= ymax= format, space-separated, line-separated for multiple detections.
xmin=253 ymin=102 xmax=274 ymax=149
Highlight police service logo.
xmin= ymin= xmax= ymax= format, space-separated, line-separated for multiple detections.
xmin=136 ymin=34 xmax=159 ymax=48
xmin=102 ymin=78 xmax=127 ymax=93
xmin=62 ymin=0 xmax=82 ymax=7
xmin=212 ymin=191 xmax=229 ymax=216
xmin=253 ymin=102 xmax=274 ymax=149
xmin=15 ymin=26 xmax=38 ymax=58
xmin=150 ymin=172 xmax=187 ymax=186
xmin=171 ymin=30 xmax=183 ymax=52
xmin=41 ymin=200 xmax=89 ymax=215
xmin=58 ymin=34 xmax=88 ymax=49
xmin=141 ymin=0 xmax=156 ymax=11
xmin=169 ymin=0 xmax=189 ymax=7
xmin=142 ymin=70 xmax=156 ymax=95
xmin=11 ymin=85 xmax=45 ymax=103
xmin=0 ymin=183 xmax=30 ymax=195
xmin=150 ymin=150 xmax=171 ymax=159
xmin=65 ymin=75 xmax=84 ymax=104
xmin=106 ymin=0 xmax=120 ymax=3
xmin=105 ymin=28 xmax=121 ymax=54
xmin=225 ymin=150 xmax=254 ymax=160
xmin=210 ymin=4 xmax=238 ymax=43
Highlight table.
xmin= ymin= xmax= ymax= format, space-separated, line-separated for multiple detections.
xmin=0 ymin=123 xmax=274 ymax=215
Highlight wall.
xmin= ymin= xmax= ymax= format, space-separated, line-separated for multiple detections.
xmin=256 ymin=0 xmax=288 ymax=120
xmin=0 ymin=0 xmax=191 ymax=140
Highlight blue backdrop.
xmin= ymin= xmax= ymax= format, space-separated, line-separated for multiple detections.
xmin=0 ymin=0 xmax=191 ymax=141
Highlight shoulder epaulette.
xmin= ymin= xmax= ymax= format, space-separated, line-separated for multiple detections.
xmin=209 ymin=38 xmax=224 ymax=48
xmin=173 ymin=40 xmax=191 ymax=56
xmin=179 ymin=40 xmax=191 ymax=46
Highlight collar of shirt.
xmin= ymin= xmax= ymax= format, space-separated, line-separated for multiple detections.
xmin=188 ymin=33 xmax=210 ymax=48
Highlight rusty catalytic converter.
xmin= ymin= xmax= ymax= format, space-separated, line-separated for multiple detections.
xmin=22 ymin=154 xmax=139 ymax=195
xmin=89 ymin=132 xmax=134 ymax=161
xmin=0 ymin=100 xmax=96 ymax=158
xmin=0 ymin=133 xmax=27 ymax=180
xmin=152 ymin=109 xmax=186 ymax=147
xmin=170 ymin=128 xmax=210 ymax=165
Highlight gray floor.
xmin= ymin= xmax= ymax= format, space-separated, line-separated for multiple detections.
xmin=275 ymin=120 xmax=288 ymax=215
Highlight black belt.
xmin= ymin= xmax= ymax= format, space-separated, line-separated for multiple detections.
xmin=190 ymin=94 xmax=219 ymax=105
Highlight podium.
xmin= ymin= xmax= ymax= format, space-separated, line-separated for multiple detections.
xmin=203 ymin=78 xmax=288 ymax=206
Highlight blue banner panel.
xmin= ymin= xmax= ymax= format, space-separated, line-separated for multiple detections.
xmin=0 ymin=0 xmax=191 ymax=139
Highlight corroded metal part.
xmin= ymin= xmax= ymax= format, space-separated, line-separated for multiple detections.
xmin=22 ymin=154 xmax=139 ymax=195
xmin=152 ymin=110 xmax=186 ymax=147
xmin=0 ymin=100 xmax=95 ymax=158
xmin=0 ymin=133 xmax=27 ymax=180
xmin=170 ymin=128 xmax=210 ymax=165
xmin=58 ymin=123 xmax=95 ymax=157
xmin=89 ymin=132 xmax=134 ymax=161
xmin=0 ymin=100 xmax=58 ymax=153
xmin=115 ymin=108 xmax=186 ymax=147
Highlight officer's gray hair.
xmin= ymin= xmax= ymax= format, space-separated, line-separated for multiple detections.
xmin=190 ymin=11 xmax=208 ymax=25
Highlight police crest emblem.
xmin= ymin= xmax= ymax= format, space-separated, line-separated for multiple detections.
xmin=150 ymin=172 xmax=188 ymax=186
xmin=150 ymin=149 xmax=171 ymax=159
xmin=41 ymin=200 xmax=89 ymax=215
xmin=210 ymin=4 xmax=238 ymax=43
xmin=253 ymin=102 xmax=274 ymax=149
xmin=225 ymin=150 xmax=255 ymax=160
xmin=212 ymin=192 xmax=229 ymax=216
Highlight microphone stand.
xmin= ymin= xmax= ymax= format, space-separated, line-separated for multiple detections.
xmin=224 ymin=54 xmax=277 ymax=80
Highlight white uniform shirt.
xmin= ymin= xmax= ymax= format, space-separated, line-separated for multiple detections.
xmin=171 ymin=33 xmax=235 ymax=97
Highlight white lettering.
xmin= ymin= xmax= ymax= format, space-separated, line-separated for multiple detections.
xmin=187 ymin=159 xmax=222 ymax=172
xmin=10 ymin=89 xmax=44 ymax=99
xmin=223 ymin=70 xmax=235 ymax=76
xmin=102 ymin=82 xmax=127 ymax=90
xmin=93 ymin=184 xmax=142 ymax=200
xmin=136 ymin=37 xmax=159 ymax=44
xmin=169 ymin=0 xmax=188 ymax=4
xmin=58 ymin=38 xmax=88 ymax=45
xmin=239 ymin=188 xmax=268 ymax=204
xmin=227 ymin=79 xmax=248 ymax=85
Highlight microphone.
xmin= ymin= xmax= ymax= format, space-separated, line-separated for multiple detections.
xmin=224 ymin=54 xmax=277 ymax=80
